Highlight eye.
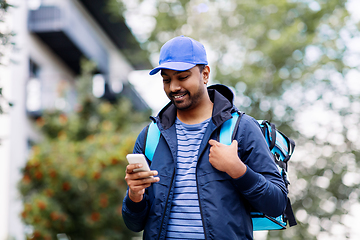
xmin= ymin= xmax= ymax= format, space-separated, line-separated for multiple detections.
xmin=178 ymin=75 xmax=189 ymax=80
xmin=162 ymin=78 xmax=170 ymax=83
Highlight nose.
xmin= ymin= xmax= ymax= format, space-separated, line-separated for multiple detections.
xmin=169 ymin=79 xmax=181 ymax=93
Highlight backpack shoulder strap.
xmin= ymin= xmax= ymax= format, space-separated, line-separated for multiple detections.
xmin=146 ymin=111 xmax=243 ymax=159
xmin=144 ymin=121 xmax=160 ymax=162
xmin=219 ymin=111 xmax=243 ymax=145
xmin=257 ymin=120 xmax=277 ymax=151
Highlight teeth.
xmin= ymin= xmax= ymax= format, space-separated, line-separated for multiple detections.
xmin=174 ymin=93 xmax=186 ymax=99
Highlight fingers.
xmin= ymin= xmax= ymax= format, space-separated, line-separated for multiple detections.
xmin=125 ymin=164 xmax=159 ymax=187
xmin=209 ymin=139 xmax=238 ymax=147
xmin=126 ymin=165 xmax=159 ymax=180
xmin=128 ymin=177 xmax=157 ymax=193
xmin=126 ymin=163 xmax=143 ymax=174
xmin=125 ymin=164 xmax=160 ymax=202
xmin=208 ymin=139 xmax=220 ymax=146
xmin=130 ymin=171 xmax=159 ymax=181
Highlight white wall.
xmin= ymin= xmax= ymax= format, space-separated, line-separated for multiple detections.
xmin=0 ymin=63 xmax=12 ymax=240
xmin=3 ymin=1 xmax=28 ymax=239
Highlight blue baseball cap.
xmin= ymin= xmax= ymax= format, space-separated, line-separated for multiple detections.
xmin=149 ymin=36 xmax=208 ymax=75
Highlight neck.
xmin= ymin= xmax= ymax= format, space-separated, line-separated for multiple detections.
xmin=176 ymin=97 xmax=213 ymax=125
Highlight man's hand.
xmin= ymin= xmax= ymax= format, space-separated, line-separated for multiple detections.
xmin=125 ymin=164 xmax=160 ymax=202
xmin=208 ymin=139 xmax=247 ymax=179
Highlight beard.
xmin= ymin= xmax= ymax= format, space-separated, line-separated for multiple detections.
xmin=169 ymin=86 xmax=205 ymax=111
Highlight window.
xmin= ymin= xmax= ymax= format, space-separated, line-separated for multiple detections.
xmin=26 ymin=60 xmax=41 ymax=113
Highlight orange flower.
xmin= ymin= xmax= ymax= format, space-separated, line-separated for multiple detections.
xmin=93 ymin=172 xmax=101 ymax=180
xmin=21 ymin=211 xmax=27 ymax=219
xmin=37 ymin=201 xmax=46 ymax=210
xmin=49 ymin=169 xmax=57 ymax=178
xmin=32 ymin=231 xmax=41 ymax=239
xmin=90 ymin=212 xmax=100 ymax=222
xmin=100 ymin=162 xmax=106 ymax=168
xmin=35 ymin=117 xmax=45 ymax=127
xmin=111 ymin=158 xmax=119 ymax=165
xmin=62 ymin=182 xmax=71 ymax=191
xmin=35 ymin=171 xmax=43 ymax=180
xmin=59 ymin=114 xmax=68 ymax=124
xmin=50 ymin=212 xmax=59 ymax=221
xmin=22 ymin=175 xmax=31 ymax=184
xmin=86 ymin=135 xmax=95 ymax=142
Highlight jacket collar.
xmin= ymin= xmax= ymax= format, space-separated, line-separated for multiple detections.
xmin=155 ymin=84 xmax=237 ymax=130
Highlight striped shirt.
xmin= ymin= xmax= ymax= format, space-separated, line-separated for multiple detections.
xmin=166 ymin=118 xmax=210 ymax=239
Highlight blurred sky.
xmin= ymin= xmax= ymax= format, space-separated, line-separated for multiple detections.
xmin=128 ymin=70 xmax=168 ymax=115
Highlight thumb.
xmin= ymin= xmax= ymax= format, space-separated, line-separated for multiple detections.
xmin=209 ymin=139 xmax=220 ymax=146
xmin=231 ymin=140 xmax=238 ymax=149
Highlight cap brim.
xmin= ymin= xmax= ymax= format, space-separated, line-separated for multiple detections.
xmin=149 ymin=62 xmax=196 ymax=75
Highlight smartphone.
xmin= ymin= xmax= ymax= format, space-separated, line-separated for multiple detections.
xmin=126 ymin=154 xmax=151 ymax=173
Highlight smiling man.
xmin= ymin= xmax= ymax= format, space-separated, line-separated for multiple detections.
xmin=122 ymin=36 xmax=288 ymax=240
xmin=161 ymin=65 xmax=213 ymax=124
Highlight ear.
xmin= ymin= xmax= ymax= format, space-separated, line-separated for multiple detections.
xmin=202 ymin=66 xmax=210 ymax=84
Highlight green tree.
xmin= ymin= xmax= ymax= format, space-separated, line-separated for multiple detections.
xmin=108 ymin=0 xmax=360 ymax=239
xmin=0 ymin=0 xmax=14 ymax=115
xmin=18 ymin=61 xmax=149 ymax=240
xmin=0 ymin=0 xmax=13 ymax=60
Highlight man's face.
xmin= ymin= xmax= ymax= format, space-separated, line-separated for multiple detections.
xmin=161 ymin=66 xmax=209 ymax=111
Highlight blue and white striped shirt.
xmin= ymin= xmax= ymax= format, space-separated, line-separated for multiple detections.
xmin=166 ymin=118 xmax=210 ymax=239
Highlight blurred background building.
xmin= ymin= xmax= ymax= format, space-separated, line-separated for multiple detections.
xmin=0 ymin=0 xmax=152 ymax=239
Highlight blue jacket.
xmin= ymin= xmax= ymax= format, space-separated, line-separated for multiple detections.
xmin=122 ymin=84 xmax=288 ymax=239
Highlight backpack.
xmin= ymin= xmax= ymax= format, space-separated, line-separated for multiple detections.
xmin=144 ymin=111 xmax=297 ymax=231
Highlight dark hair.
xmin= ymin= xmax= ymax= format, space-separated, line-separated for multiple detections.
xmin=197 ymin=64 xmax=206 ymax=73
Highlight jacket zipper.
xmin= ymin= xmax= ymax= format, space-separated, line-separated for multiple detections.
xmin=196 ymin=166 xmax=208 ymax=240
xmin=157 ymin=168 xmax=176 ymax=240
xmin=196 ymin=127 xmax=221 ymax=240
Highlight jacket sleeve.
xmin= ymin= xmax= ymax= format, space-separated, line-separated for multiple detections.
xmin=231 ymin=114 xmax=288 ymax=217
xmin=122 ymin=126 xmax=150 ymax=232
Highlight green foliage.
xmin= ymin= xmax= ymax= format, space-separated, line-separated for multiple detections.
xmin=0 ymin=0 xmax=15 ymax=62
xmin=0 ymin=0 xmax=14 ymax=117
xmin=0 ymin=87 xmax=13 ymax=114
xmin=0 ymin=0 xmax=12 ymax=10
xmin=37 ymin=98 xmax=147 ymax=142
xmin=19 ymin=129 xmax=136 ymax=240
xmin=141 ymin=0 xmax=350 ymax=123
xmin=18 ymin=60 xmax=148 ymax=239
xmin=108 ymin=0 xmax=360 ymax=239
